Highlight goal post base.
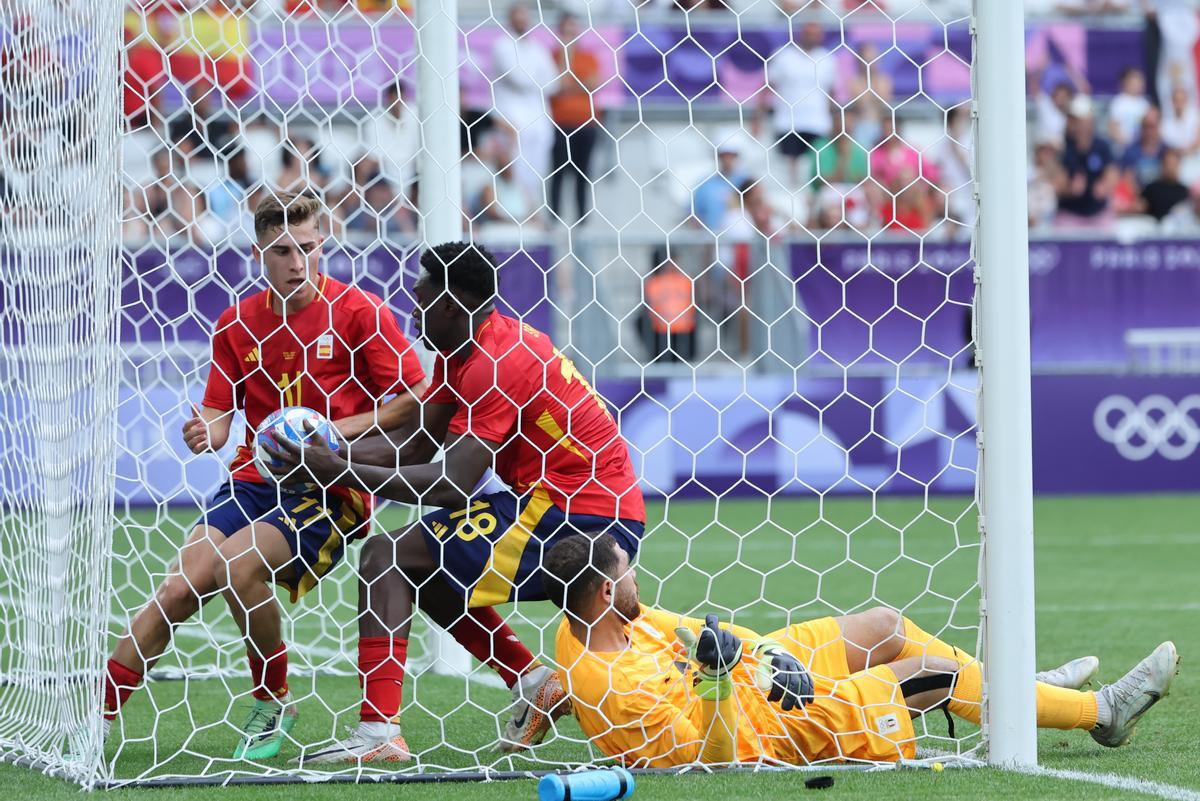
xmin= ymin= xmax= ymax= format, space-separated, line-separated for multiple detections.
xmin=88 ymin=758 xmax=987 ymax=790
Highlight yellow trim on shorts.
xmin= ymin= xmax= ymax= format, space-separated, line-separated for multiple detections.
xmin=289 ymin=503 xmax=358 ymax=603
xmin=467 ymin=486 xmax=554 ymax=608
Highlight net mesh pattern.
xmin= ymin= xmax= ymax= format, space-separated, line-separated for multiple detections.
xmin=0 ymin=0 xmax=983 ymax=785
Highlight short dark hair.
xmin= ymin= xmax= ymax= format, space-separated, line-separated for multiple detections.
xmin=420 ymin=241 xmax=498 ymax=309
xmin=542 ymin=533 xmax=622 ymax=615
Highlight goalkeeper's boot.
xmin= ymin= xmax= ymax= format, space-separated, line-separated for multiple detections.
xmin=1091 ymin=641 xmax=1178 ymax=748
xmin=297 ymin=721 xmax=411 ymax=765
xmin=233 ymin=694 xmax=298 ymax=760
xmin=496 ymin=664 xmax=571 ymax=753
xmin=1036 ymin=656 xmax=1100 ymax=690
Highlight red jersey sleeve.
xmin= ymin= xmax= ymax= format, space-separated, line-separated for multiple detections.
xmin=202 ymin=312 xmax=241 ymax=412
xmin=421 ymin=354 xmax=456 ymax=405
xmin=446 ymin=355 xmax=529 ymax=445
xmin=357 ymin=296 xmax=426 ymax=396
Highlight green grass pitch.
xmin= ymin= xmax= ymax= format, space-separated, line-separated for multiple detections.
xmin=2 ymin=492 xmax=1197 ymax=800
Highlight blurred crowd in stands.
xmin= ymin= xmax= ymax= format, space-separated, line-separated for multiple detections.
xmin=2 ymin=0 xmax=1197 ymax=253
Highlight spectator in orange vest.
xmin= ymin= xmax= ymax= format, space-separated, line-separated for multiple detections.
xmin=640 ymin=248 xmax=697 ymax=364
xmin=549 ymin=14 xmax=602 ymax=223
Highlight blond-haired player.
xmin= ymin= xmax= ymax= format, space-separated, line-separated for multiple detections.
xmin=102 ymin=191 xmax=427 ymax=760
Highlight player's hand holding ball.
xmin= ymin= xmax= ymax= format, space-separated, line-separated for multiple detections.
xmin=256 ymin=406 xmax=344 ymax=489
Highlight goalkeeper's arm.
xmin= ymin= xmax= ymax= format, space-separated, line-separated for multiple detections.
xmin=676 ymin=615 xmax=742 ymax=765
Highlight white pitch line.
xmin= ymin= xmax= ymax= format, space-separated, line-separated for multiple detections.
xmin=1040 ymin=533 xmax=1200 ymax=548
xmin=1014 ymin=765 xmax=1200 ymax=801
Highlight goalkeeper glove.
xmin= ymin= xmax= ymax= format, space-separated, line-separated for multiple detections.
xmin=752 ymin=640 xmax=813 ymax=711
xmin=675 ymin=614 xmax=744 ymax=700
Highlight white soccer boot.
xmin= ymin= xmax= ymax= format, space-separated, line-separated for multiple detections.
xmin=66 ymin=718 xmax=112 ymax=763
xmin=1091 ymin=641 xmax=1179 ymax=748
xmin=296 ymin=721 xmax=411 ymax=765
xmin=1036 ymin=656 xmax=1100 ymax=690
xmin=496 ymin=664 xmax=571 ymax=753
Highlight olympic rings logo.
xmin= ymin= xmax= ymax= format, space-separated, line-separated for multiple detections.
xmin=1092 ymin=394 xmax=1200 ymax=462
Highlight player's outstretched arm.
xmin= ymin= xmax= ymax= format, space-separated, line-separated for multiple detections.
xmin=263 ymin=426 xmax=492 ymax=508
xmin=342 ymin=401 xmax=455 ymax=468
xmin=181 ymin=404 xmax=232 ymax=454
xmin=332 ymin=379 xmax=430 ymax=441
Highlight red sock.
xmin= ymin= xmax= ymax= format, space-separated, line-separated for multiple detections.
xmin=248 ymin=642 xmax=289 ymax=702
xmin=359 ymin=637 xmax=407 ymax=723
xmin=104 ymin=659 xmax=143 ymax=721
xmin=449 ymin=607 xmax=536 ymax=689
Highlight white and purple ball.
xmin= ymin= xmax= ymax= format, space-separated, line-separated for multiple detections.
xmin=254 ymin=406 xmax=341 ymax=486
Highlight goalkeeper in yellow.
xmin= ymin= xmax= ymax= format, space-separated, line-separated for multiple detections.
xmin=542 ymin=534 xmax=1178 ymax=767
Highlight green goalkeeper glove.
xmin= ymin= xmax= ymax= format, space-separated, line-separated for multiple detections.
xmin=675 ymin=614 xmax=744 ymax=700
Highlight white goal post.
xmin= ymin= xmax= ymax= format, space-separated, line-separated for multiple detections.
xmin=0 ymin=0 xmax=1038 ymax=787
xmin=973 ymin=0 xmax=1038 ymax=769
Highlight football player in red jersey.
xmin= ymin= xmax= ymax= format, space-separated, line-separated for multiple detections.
xmin=266 ymin=242 xmax=646 ymax=764
xmin=102 ymin=192 xmax=428 ymax=761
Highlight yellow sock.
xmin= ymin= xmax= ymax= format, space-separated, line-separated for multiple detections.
xmin=1035 ymin=683 xmax=1098 ymax=730
xmin=899 ymin=618 xmax=1097 ymax=730
xmin=898 ymin=618 xmax=974 ymax=665
xmin=947 ymin=669 xmax=1097 ymax=729
xmin=898 ymin=618 xmax=981 ymax=721
xmin=948 ymin=659 xmax=983 ymax=723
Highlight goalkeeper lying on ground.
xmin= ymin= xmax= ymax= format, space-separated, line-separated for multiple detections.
xmin=541 ymin=533 xmax=1179 ymax=767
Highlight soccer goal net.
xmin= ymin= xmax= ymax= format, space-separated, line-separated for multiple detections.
xmin=0 ymin=0 xmax=1037 ymax=788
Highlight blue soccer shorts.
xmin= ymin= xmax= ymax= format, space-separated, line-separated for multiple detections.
xmin=419 ymin=487 xmax=644 ymax=608
xmin=198 ymin=479 xmax=367 ymax=602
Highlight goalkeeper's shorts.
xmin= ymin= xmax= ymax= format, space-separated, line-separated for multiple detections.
xmin=764 ymin=618 xmax=918 ymax=763
xmin=420 ymin=487 xmax=644 ymax=608
xmin=198 ymin=479 xmax=367 ymax=603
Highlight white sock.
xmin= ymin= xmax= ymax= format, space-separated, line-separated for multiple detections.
xmin=1094 ymin=691 xmax=1112 ymax=728
xmin=359 ymin=720 xmax=399 ymax=739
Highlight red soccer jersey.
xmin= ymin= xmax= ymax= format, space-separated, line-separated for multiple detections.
xmin=424 ymin=310 xmax=645 ymax=522
xmin=202 ymin=274 xmax=426 ymax=518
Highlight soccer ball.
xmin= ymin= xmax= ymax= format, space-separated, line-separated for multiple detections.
xmin=254 ymin=406 xmax=342 ymax=486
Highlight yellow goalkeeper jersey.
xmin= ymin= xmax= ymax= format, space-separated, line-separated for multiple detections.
xmin=554 ymin=605 xmax=917 ymax=767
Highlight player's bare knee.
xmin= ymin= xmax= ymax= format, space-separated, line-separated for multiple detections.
xmin=921 ymin=655 xmax=958 ymax=676
xmin=359 ymin=534 xmax=397 ymax=582
xmin=154 ymin=574 xmax=203 ymax=621
xmin=861 ymin=605 xmax=901 ymax=637
xmin=216 ymin=539 xmax=267 ymax=592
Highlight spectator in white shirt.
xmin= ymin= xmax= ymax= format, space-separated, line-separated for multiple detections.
xmin=1028 ymin=134 xmax=1065 ymax=230
xmin=758 ymin=21 xmax=835 ymax=184
xmin=490 ymin=2 xmax=557 ymax=197
xmin=1162 ymin=84 xmax=1200 ymax=154
xmin=1107 ymin=67 xmax=1152 ymax=149
xmin=1029 ymin=54 xmax=1090 ymax=146
xmin=367 ymin=81 xmax=420 ymax=194
xmin=1147 ymin=0 xmax=1199 ymax=104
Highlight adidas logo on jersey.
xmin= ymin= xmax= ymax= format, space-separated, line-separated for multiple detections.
xmin=244 ymin=347 xmax=260 ymax=363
